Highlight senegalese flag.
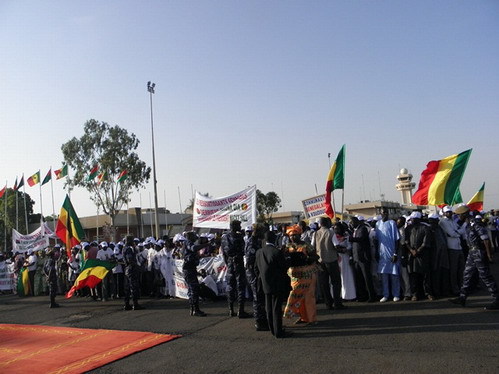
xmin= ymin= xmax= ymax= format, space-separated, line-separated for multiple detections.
xmin=56 ymin=195 xmax=85 ymax=257
xmin=87 ymin=165 xmax=99 ymax=181
xmin=117 ymin=170 xmax=128 ymax=183
xmin=42 ymin=168 xmax=52 ymax=186
xmin=66 ymin=259 xmax=114 ymax=298
xmin=412 ymin=149 xmax=472 ymax=206
xmin=0 ymin=185 xmax=6 ymax=199
xmin=325 ymin=144 xmax=345 ymax=219
xmin=467 ymin=182 xmax=485 ymax=212
xmin=17 ymin=267 xmax=31 ymax=297
xmin=27 ymin=171 xmax=40 ymax=187
xmin=54 ymin=164 xmax=68 ymax=180
xmin=97 ymin=171 xmax=106 ymax=186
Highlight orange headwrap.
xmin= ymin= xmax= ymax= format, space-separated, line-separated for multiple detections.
xmin=286 ymin=225 xmax=303 ymax=236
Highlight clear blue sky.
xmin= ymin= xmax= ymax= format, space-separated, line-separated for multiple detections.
xmin=1 ymin=1 xmax=498 ymax=218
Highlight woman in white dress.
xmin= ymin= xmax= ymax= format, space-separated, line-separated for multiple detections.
xmin=332 ymin=222 xmax=357 ymax=301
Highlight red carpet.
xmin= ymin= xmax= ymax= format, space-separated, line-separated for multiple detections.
xmin=0 ymin=324 xmax=181 ymax=374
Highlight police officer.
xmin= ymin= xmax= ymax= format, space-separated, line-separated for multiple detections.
xmin=244 ymin=224 xmax=269 ymax=330
xmin=450 ymin=206 xmax=499 ymax=310
xmin=221 ymin=220 xmax=251 ymax=318
xmin=182 ymin=232 xmax=207 ymax=316
xmin=123 ymin=236 xmax=144 ymax=311
xmin=44 ymin=246 xmax=60 ymax=308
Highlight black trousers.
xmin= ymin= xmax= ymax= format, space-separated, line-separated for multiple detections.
xmin=264 ymin=293 xmax=284 ymax=337
xmin=354 ymin=261 xmax=376 ymax=301
xmin=318 ymin=261 xmax=342 ymax=307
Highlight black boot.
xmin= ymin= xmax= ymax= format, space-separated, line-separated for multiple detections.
xmin=228 ymin=302 xmax=236 ymax=317
xmin=190 ymin=305 xmax=195 ymax=316
xmin=192 ymin=303 xmax=207 ymax=317
xmin=49 ymin=296 xmax=60 ymax=308
xmin=133 ymin=301 xmax=145 ymax=310
xmin=123 ymin=301 xmax=132 ymax=310
xmin=237 ymin=303 xmax=252 ymax=319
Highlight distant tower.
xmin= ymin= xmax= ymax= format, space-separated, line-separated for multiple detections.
xmin=396 ymin=168 xmax=416 ymax=205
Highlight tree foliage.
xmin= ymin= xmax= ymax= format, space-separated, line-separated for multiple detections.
xmin=61 ymin=119 xmax=151 ymax=228
xmin=256 ymin=189 xmax=281 ymax=224
xmin=0 ymin=189 xmax=35 ymax=251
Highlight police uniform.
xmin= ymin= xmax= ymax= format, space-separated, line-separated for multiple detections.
xmin=44 ymin=250 xmax=59 ymax=308
xmin=244 ymin=235 xmax=268 ymax=329
xmin=451 ymin=217 xmax=499 ymax=310
xmin=123 ymin=243 xmax=143 ymax=310
xmin=182 ymin=237 xmax=206 ymax=316
xmin=221 ymin=227 xmax=251 ymax=318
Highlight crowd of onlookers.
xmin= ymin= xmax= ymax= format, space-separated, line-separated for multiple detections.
xmin=1 ymin=206 xmax=497 ymax=310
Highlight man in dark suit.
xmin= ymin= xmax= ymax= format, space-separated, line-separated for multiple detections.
xmin=255 ymin=231 xmax=290 ymax=338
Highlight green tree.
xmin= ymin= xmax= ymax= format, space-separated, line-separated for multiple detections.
xmin=61 ymin=120 xmax=151 ymax=236
xmin=0 ymin=189 xmax=35 ymax=251
xmin=256 ymin=189 xmax=281 ymax=224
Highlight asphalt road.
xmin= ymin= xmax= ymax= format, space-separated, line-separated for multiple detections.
xmin=1 ymin=265 xmax=498 ymax=374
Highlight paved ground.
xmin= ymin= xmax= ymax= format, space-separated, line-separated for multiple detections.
xmin=1 ymin=264 xmax=498 ymax=374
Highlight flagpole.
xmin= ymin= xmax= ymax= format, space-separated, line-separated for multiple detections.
xmin=4 ymin=181 xmax=7 ymax=253
xmin=49 ymin=168 xmax=56 ymax=231
xmin=23 ymin=180 xmax=29 ymax=233
xmin=149 ymin=192 xmax=153 ymax=238
xmin=177 ymin=186 xmax=182 ymax=214
xmin=96 ymin=205 xmax=99 ymax=242
xmin=164 ymin=189 xmax=168 ymax=237
xmin=139 ymin=193 xmax=144 ymax=238
xmin=38 ymin=170 xmax=43 ymax=225
xmin=15 ymin=178 xmax=19 ymax=231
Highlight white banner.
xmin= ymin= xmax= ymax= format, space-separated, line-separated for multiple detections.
xmin=0 ymin=261 xmax=15 ymax=291
xmin=173 ymin=255 xmax=228 ymax=299
xmin=193 ymin=185 xmax=257 ymax=229
xmin=302 ymin=194 xmax=327 ymax=220
xmin=12 ymin=226 xmax=49 ymax=254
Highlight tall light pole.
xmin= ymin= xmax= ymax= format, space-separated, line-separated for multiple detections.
xmin=147 ymin=81 xmax=160 ymax=239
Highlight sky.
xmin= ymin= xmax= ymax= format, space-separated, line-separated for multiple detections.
xmin=1 ymin=1 xmax=499 ymax=219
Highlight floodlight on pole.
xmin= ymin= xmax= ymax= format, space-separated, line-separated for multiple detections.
xmin=147 ymin=81 xmax=160 ymax=239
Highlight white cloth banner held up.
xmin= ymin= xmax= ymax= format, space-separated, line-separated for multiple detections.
xmin=12 ymin=226 xmax=49 ymax=254
xmin=193 ymin=185 xmax=257 ymax=229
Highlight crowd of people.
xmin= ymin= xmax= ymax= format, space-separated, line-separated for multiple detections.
xmin=1 ymin=204 xmax=498 ymax=338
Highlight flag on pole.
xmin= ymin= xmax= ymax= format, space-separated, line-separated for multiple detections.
xmin=466 ymin=182 xmax=485 ymax=212
xmin=87 ymin=165 xmax=99 ymax=181
xmin=0 ymin=185 xmax=6 ymax=199
xmin=54 ymin=164 xmax=68 ymax=180
xmin=97 ymin=171 xmax=106 ymax=186
xmin=42 ymin=169 xmax=52 ymax=186
xmin=66 ymin=259 xmax=115 ymax=298
xmin=325 ymin=145 xmax=345 ymax=219
xmin=117 ymin=170 xmax=128 ymax=183
xmin=13 ymin=176 xmax=25 ymax=191
xmin=56 ymin=195 xmax=85 ymax=256
xmin=27 ymin=171 xmax=40 ymax=187
xmin=412 ymin=149 xmax=472 ymax=206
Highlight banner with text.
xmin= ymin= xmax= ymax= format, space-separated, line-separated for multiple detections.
xmin=193 ymin=185 xmax=257 ymax=229
xmin=12 ymin=226 xmax=49 ymax=253
xmin=302 ymin=194 xmax=327 ymax=220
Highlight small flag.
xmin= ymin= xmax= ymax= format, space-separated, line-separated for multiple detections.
xmin=54 ymin=164 xmax=68 ymax=180
xmin=66 ymin=259 xmax=115 ymax=298
xmin=325 ymin=145 xmax=346 ymax=219
xmin=87 ymin=165 xmax=99 ymax=181
xmin=17 ymin=176 xmax=24 ymax=190
xmin=42 ymin=169 xmax=52 ymax=186
xmin=27 ymin=171 xmax=40 ymax=187
xmin=13 ymin=177 xmax=18 ymax=191
xmin=412 ymin=149 xmax=472 ymax=206
xmin=0 ymin=185 xmax=6 ymax=199
xmin=117 ymin=170 xmax=128 ymax=183
xmin=466 ymin=182 xmax=485 ymax=212
xmin=97 ymin=171 xmax=106 ymax=186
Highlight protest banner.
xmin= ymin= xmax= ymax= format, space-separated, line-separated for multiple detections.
xmin=173 ymin=255 xmax=227 ymax=299
xmin=193 ymin=185 xmax=257 ymax=229
xmin=302 ymin=194 xmax=327 ymax=220
xmin=12 ymin=226 xmax=49 ymax=254
xmin=0 ymin=261 xmax=14 ymax=291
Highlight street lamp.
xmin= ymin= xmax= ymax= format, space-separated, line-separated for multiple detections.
xmin=147 ymin=81 xmax=160 ymax=239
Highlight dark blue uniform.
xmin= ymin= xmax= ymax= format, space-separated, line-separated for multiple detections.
xmin=222 ymin=231 xmax=250 ymax=317
xmin=123 ymin=245 xmax=143 ymax=310
xmin=44 ymin=255 xmax=59 ymax=308
xmin=460 ymin=223 xmax=499 ymax=301
xmin=245 ymin=236 xmax=268 ymax=329
xmin=182 ymin=239 xmax=206 ymax=316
